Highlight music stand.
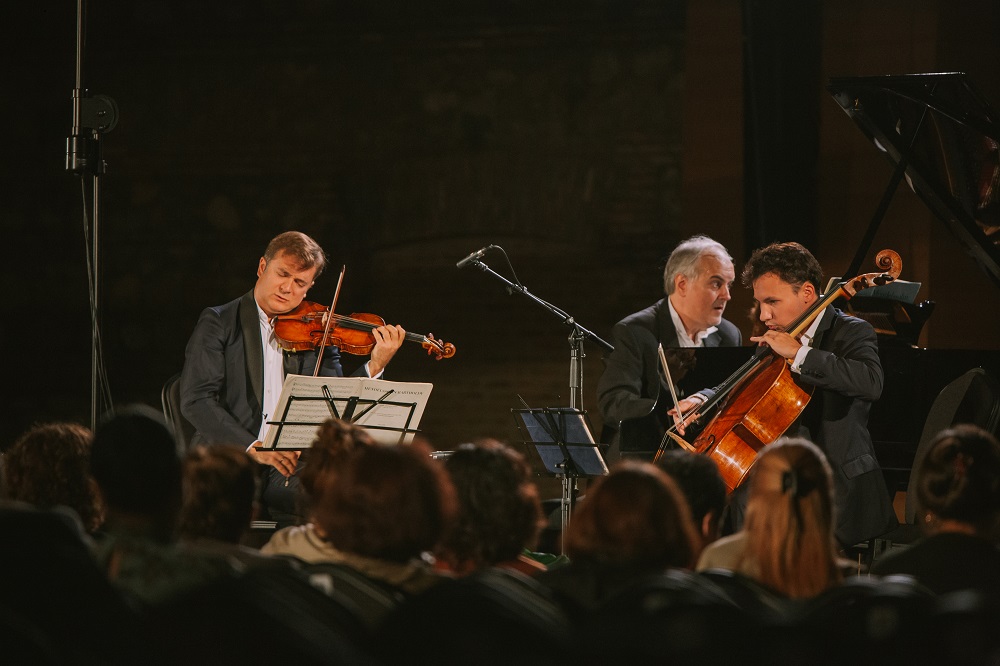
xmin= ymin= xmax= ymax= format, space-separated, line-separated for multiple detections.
xmin=513 ymin=407 xmax=607 ymax=553
xmin=260 ymin=375 xmax=432 ymax=449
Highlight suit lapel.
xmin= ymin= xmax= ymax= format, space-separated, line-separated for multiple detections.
xmin=656 ymin=298 xmax=682 ymax=347
xmin=810 ymin=306 xmax=837 ymax=351
xmin=239 ymin=290 xmax=265 ymax=415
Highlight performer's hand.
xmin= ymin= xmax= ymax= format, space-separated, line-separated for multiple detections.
xmin=249 ymin=444 xmax=301 ymax=478
xmin=750 ymin=330 xmax=802 ymax=360
xmin=368 ymin=324 xmax=406 ymax=376
xmin=668 ymin=397 xmax=703 ymax=437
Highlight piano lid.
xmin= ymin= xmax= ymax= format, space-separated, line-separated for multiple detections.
xmin=828 ymin=72 xmax=1000 ymax=288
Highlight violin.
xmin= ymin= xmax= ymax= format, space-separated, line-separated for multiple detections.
xmin=654 ymin=249 xmax=903 ymax=493
xmin=272 ymin=300 xmax=457 ymax=360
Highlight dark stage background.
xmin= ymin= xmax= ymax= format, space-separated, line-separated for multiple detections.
xmin=5 ymin=1 xmax=1000 ymax=463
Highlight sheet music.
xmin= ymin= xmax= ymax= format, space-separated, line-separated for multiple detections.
xmin=261 ymin=375 xmax=433 ymax=448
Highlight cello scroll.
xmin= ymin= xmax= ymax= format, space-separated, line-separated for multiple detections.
xmin=842 ymin=249 xmax=902 ymax=298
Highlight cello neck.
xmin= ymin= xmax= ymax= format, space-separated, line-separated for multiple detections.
xmin=785 ymin=284 xmax=846 ymax=338
xmin=693 ymin=285 xmax=846 ymax=417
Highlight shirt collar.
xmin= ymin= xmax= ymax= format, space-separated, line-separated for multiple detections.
xmin=255 ymin=299 xmax=273 ymax=329
xmin=666 ymin=297 xmax=718 ymax=348
xmin=799 ymin=306 xmax=825 ymax=347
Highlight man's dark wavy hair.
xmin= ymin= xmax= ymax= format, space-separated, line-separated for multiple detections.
xmin=741 ymin=241 xmax=823 ymax=293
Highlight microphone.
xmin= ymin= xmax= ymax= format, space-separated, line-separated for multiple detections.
xmin=456 ymin=244 xmax=494 ymax=269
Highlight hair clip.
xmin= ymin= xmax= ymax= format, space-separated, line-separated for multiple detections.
xmin=781 ymin=469 xmax=798 ymax=496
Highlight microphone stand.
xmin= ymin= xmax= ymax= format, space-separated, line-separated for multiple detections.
xmin=466 ymin=257 xmax=613 ymax=409
xmin=467 ymin=256 xmax=614 ymax=535
xmin=65 ymin=0 xmax=119 ymax=428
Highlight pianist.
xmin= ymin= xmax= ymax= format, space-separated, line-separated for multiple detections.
xmin=597 ymin=235 xmax=742 ymax=459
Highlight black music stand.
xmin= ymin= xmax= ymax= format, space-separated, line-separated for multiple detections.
xmin=513 ymin=407 xmax=607 ymax=553
xmin=262 ymin=386 xmax=423 ymax=449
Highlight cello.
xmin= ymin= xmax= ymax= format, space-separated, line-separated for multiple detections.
xmin=654 ymin=249 xmax=902 ymax=493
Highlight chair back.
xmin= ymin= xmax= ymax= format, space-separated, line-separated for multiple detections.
xmin=376 ymin=568 xmax=573 ymax=666
xmin=161 ymin=373 xmax=197 ymax=453
xmin=303 ymin=562 xmax=406 ymax=632
xmin=801 ymin=575 xmax=936 ymax=665
xmin=580 ymin=568 xmax=757 ymax=665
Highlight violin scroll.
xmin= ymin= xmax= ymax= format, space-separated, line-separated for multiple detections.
xmin=422 ymin=334 xmax=457 ymax=360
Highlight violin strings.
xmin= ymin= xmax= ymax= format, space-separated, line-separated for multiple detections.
xmin=305 ymin=312 xmax=442 ymax=348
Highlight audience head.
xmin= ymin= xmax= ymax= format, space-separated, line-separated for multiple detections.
xmin=313 ymin=442 xmax=456 ymax=563
xmin=3 ymin=422 xmax=104 ymax=533
xmin=298 ymin=418 xmax=374 ymax=516
xmin=90 ymin=405 xmax=182 ymax=537
xmin=744 ymin=437 xmax=840 ymax=598
xmin=915 ymin=424 xmax=1000 ymax=536
xmin=439 ymin=439 xmax=545 ymax=573
xmin=565 ymin=460 xmax=698 ymax=570
xmin=656 ymin=449 xmax=727 ymax=547
xmin=178 ymin=445 xmax=256 ymax=544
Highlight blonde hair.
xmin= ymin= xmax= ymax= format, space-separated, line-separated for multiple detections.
xmin=743 ymin=438 xmax=841 ymax=598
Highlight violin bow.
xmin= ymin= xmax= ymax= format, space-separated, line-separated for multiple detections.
xmin=654 ymin=344 xmax=698 ymax=459
xmin=312 ymin=265 xmax=346 ymax=377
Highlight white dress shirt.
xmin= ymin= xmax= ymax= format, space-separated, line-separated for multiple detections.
xmin=667 ymin=297 xmax=718 ymax=348
xmin=253 ymin=301 xmax=382 ymax=445
xmin=789 ymin=309 xmax=824 ymax=374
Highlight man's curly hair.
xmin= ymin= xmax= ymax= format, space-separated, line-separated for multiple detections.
xmin=741 ymin=241 xmax=823 ymax=292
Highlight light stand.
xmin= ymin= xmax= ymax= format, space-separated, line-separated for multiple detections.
xmin=66 ymin=0 xmax=119 ymax=428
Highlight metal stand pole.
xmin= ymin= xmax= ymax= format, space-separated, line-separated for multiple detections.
xmin=559 ymin=471 xmax=575 ymax=553
xmin=66 ymin=0 xmax=118 ymax=428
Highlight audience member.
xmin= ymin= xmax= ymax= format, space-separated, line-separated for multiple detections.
xmin=697 ymin=437 xmax=844 ymax=599
xmin=268 ymin=440 xmax=455 ymax=596
xmin=656 ymin=449 xmax=727 ymax=556
xmin=436 ymin=439 xmax=547 ymax=576
xmin=2 ymin=422 xmax=104 ymax=534
xmin=261 ymin=418 xmax=373 ymax=561
xmin=872 ymin=424 xmax=1000 ymax=596
xmin=537 ymin=460 xmax=698 ymax=613
xmin=178 ymin=444 xmax=257 ymax=545
xmin=0 ymin=503 xmax=142 ymax=663
xmin=90 ymin=405 xmax=231 ymax=605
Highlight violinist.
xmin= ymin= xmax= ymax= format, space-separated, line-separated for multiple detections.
xmin=597 ymin=235 xmax=742 ymax=460
xmin=179 ymin=231 xmax=405 ymax=524
xmin=673 ymin=242 xmax=896 ymax=548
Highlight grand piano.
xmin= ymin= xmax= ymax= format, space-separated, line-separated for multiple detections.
xmin=827 ymin=72 xmax=1000 ymax=488
xmin=624 ymin=74 xmax=1000 ymax=492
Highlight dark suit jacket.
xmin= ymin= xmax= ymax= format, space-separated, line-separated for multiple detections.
xmin=179 ymin=290 xmax=362 ymax=449
xmin=179 ymin=290 xmax=370 ymax=524
xmin=597 ymin=298 xmax=743 ymax=428
xmin=719 ymin=306 xmax=897 ymax=547
xmin=792 ymin=306 xmax=897 ymax=546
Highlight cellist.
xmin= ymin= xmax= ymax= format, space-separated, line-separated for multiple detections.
xmin=672 ymin=242 xmax=897 ymax=549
